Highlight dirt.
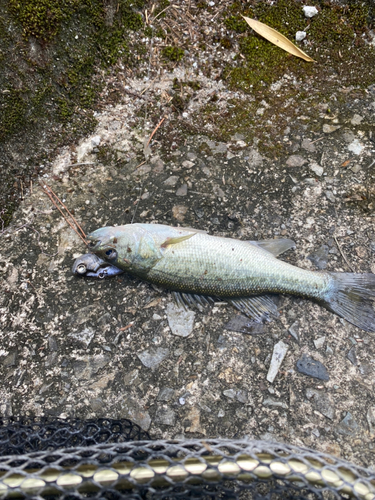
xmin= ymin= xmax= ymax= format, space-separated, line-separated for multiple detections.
xmin=1 ymin=0 xmax=375 ymax=473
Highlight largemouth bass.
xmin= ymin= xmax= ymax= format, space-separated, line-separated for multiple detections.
xmin=83 ymin=223 xmax=375 ymax=332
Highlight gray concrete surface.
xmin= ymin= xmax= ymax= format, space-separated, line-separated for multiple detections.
xmin=1 ymin=0 xmax=375 ymax=471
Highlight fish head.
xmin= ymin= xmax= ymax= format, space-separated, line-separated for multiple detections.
xmin=72 ymin=253 xmax=124 ymax=279
xmin=86 ymin=224 xmax=163 ymax=273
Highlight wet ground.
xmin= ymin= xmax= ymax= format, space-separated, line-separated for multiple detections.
xmin=1 ymin=0 xmax=375 ymax=473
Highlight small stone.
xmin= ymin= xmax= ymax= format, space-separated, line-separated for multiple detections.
xmin=296 ymin=354 xmax=329 ymax=381
xmin=263 ymin=397 xmax=288 ymax=409
xmin=68 ymin=327 xmax=95 ymax=348
xmin=347 ymin=139 xmax=364 ymax=155
xmin=347 ymin=346 xmax=357 ymax=366
xmin=286 ymin=155 xmax=307 ymax=167
xmin=366 ymin=407 xmax=375 ymax=437
xmin=155 ymin=406 xmax=176 ymax=426
xmin=307 ymin=245 xmax=329 ymax=270
xmin=288 ymin=321 xmax=300 ymax=342
xmin=236 ymin=390 xmax=248 ymax=403
xmin=303 ymin=6 xmax=319 ymax=18
xmin=351 ymin=164 xmax=361 ymax=173
xmin=351 ymin=114 xmax=363 ymax=126
xmin=166 ymin=302 xmax=195 ymax=337
xmin=309 ymin=162 xmax=323 ymax=176
xmin=213 ymin=185 xmax=225 ymax=198
xmin=223 ymin=389 xmax=236 ymax=399
xmin=314 ymin=336 xmax=326 ymax=350
xmin=164 ymin=175 xmax=179 ymax=186
xmin=152 ymin=313 xmax=162 ymax=320
xmin=176 ymin=184 xmax=188 ymax=196
xmin=91 ymin=135 xmax=101 ymax=147
xmin=3 ymin=352 xmax=16 ymax=367
xmin=323 ymin=124 xmax=341 ymax=134
xmin=247 ymin=148 xmax=264 ymax=168
xmin=157 ymin=387 xmax=175 ymax=402
xmin=119 ymin=396 xmax=151 ymax=430
xmin=186 ymin=152 xmax=197 ymax=160
xmin=266 ymin=340 xmax=288 ymax=383
xmin=218 ymin=409 xmax=225 ymax=417
xmin=306 ymin=388 xmax=335 ymax=420
xmin=302 ymin=138 xmax=316 ymax=152
xmin=312 ymin=428 xmax=320 ymax=438
xmin=172 ymin=205 xmax=187 ymax=221
xmin=325 ymin=191 xmax=336 ymax=203
xmin=336 ymin=412 xmax=360 ymax=437
xmin=184 ymin=407 xmax=204 ymax=434
xmin=326 ymin=345 xmax=333 ymax=355
xmin=296 ymin=31 xmax=306 ymax=42
xmin=137 ymin=347 xmax=169 ymax=370
xmin=224 ymin=315 xmax=265 ymax=335
xmin=124 ymin=369 xmax=139 ymax=386
xmin=182 ymin=160 xmax=194 ymax=169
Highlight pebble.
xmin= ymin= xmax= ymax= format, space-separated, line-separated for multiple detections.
xmin=351 ymin=114 xmax=363 ymax=125
xmin=296 ymin=354 xmax=329 ymax=381
xmin=336 ymin=412 xmax=360 ymax=437
xmin=119 ymin=396 xmax=151 ymax=430
xmin=157 ymin=387 xmax=175 ymax=402
xmin=247 ymin=148 xmax=263 ymax=168
xmin=314 ymin=336 xmax=326 ymax=350
xmin=172 ymin=205 xmax=187 ymax=221
xmin=164 ymin=176 xmax=179 ymax=186
xmin=306 ymin=388 xmax=335 ymax=420
xmin=347 ymin=139 xmax=364 ymax=155
xmin=346 ymin=346 xmax=357 ymax=366
xmin=224 ymin=315 xmax=265 ymax=334
xmin=323 ymin=124 xmax=340 ymax=134
xmin=309 ymin=162 xmax=323 ymax=176
xmin=325 ymin=191 xmax=336 ymax=203
xmin=266 ymin=340 xmax=288 ymax=383
xmin=303 ymin=6 xmax=318 ymax=18
xmin=137 ymin=347 xmax=169 ymax=370
xmin=296 ymin=31 xmax=307 ymax=42
xmin=176 ymin=184 xmax=187 ymax=196
xmin=286 ymin=155 xmax=307 ymax=167
xmin=288 ymin=321 xmax=300 ymax=342
xmin=326 ymin=345 xmax=333 ymax=355
xmin=154 ymin=406 xmax=176 ymax=426
xmin=302 ymin=138 xmax=316 ymax=152
xmin=366 ymin=407 xmax=375 ymax=436
xmin=166 ymin=302 xmax=195 ymax=337
xmin=307 ymin=245 xmax=329 ymax=269
xmin=68 ymin=327 xmax=95 ymax=348
xmin=263 ymin=397 xmax=288 ymax=409
xmin=182 ymin=160 xmax=194 ymax=169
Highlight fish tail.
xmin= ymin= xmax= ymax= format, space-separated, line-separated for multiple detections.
xmin=322 ymin=272 xmax=375 ymax=332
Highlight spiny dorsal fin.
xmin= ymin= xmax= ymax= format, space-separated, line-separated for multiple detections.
xmin=161 ymin=232 xmax=196 ymax=248
xmin=247 ymin=238 xmax=296 ymax=257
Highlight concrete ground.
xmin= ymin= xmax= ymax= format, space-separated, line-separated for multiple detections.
xmin=1 ymin=0 xmax=375 ymax=472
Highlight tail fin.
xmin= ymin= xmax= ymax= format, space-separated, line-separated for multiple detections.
xmin=322 ymin=273 xmax=375 ymax=332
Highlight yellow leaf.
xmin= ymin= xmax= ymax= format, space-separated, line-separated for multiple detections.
xmin=242 ymin=16 xmax=316 ymax=63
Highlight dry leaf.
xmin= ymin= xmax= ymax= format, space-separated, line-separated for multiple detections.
xmin=341 ymin=159 xmax=351 ymax=167
xmin=242 ymin=16 xmax=316 ymax=63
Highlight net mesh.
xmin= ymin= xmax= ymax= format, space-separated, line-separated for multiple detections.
xmin=0 ymin=417 xmax=374 ymax=499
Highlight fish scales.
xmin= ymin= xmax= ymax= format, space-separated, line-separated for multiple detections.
xmin=145 ymin=232 xmax=329 ymax=299
xmin=81 ymin=223 xmax=375 ymax=332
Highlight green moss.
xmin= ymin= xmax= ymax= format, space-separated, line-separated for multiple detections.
xmin=162 ymin=45 xmax=184 ymax=62
xmin=224 ymin=15 xmax=248 ymax=34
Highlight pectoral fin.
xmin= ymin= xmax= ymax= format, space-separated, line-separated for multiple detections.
xmin=161 ymin=232 xmax=196 ymax=248
xmin=248 ymin=238 xmax=296 ymax=257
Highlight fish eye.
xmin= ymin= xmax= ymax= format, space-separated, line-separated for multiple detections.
xmin=76 ymin=263 xmax=87 ymax=275
xmin=98 ymin=271 xmax=106 ymax=279
xmin=105 ymin=248 xmax=117 ymax=260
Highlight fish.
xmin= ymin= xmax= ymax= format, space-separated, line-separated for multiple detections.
xmin=72 ymin=253 xmax=124 ymax=279
xmin=84 ymin=223 xmax=375 ymax=332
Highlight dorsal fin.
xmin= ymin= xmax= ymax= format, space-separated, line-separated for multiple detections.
xmin=161 ymin=232 xmax=196 ymax=248
xmin=247 ymin=238 xmax=296 ymax=257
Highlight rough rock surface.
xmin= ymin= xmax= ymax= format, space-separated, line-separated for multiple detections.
xmin=1 ymin=0 xmax=375 ymax=474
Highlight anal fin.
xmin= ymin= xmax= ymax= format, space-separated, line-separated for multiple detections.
xmin=172 ymin=291 xmax=215 ymax=312
xmin=227 ymin=295 xmax=279 ymax=323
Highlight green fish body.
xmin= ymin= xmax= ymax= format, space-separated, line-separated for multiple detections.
xmin=86 ymin=223 xmax=375 ymax=332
